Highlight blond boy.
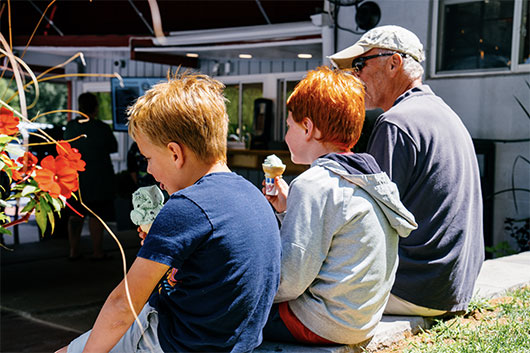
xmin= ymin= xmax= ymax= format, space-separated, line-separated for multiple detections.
xmin=58 ymin=72 xmax=281 ymax=353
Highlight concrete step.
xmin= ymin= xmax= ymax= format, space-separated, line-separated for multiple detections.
xmin=473 ymin=251 xmax=530 ymax=299
xmin=256 ymin=251 xmax=530 ymax=352
xmin=256 ymin=315 xmax=431 ymax=352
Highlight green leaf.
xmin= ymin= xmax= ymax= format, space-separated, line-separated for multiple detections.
xmin=43 ymin=193 xmax=63 ymax=213
xmin=34 ymin=203 xmax=48 ymax=235
xmin=43 ymin=193 xmax=55 ymax=204
xmin=5 ymin=144 xmax=25 ymax=159
xmin=3 ymin=166 xmax=13 ymax=179
xmin=40 ymin=198 xmax=54 ymax=234
xmin=39 ymin=197 xmax=52 ymax=214
xmin=47 ymin=210 xmax=55 ymax=234
xmin=0 ymin=212 xmax=11 ymax=223
xmin=0 ymin=226 xmax=12 ymax=235
xmin=21 ymin=199 xmax=37 ymax=213
xmin=50 ymin=197 xmax=63 ymax=213
xmin=21 ymin=185 xmax=38 ymax=197
xmin=0 ymin=135 xmax=16 ymax=145
xmin=11 ymin=192 xmax=23 ymax=199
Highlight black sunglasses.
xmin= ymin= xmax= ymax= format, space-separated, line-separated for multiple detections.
xmin=351 ymin=52 xmax=407 ymax=73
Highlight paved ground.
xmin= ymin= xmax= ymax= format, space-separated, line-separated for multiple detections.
xmin=1 ymin=220 xmax=529 ymax=353
xmin=1 ymin=222 xmax=141 ymax=352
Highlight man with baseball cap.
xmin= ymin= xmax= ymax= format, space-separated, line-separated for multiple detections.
xmin=330 ymin=25 xmax=484 ymax=317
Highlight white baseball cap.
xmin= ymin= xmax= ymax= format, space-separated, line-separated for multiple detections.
xmin=328 ymin=25 xmax=425 ymax=70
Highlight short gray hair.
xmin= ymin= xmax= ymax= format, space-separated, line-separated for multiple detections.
xmin=402 ymin=55 xmax=424 ymax=80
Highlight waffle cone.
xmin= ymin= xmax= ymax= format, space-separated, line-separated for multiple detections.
xmin=140 ymin=223 xmax=152 ymax=233
xmin=262 ymin=164 xmax=285 ymax=178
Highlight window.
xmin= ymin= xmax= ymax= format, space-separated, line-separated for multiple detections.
xmin=224 ymin=83 xmax=263 ymax=142
xmin=82 ymin=81 xmax=127 ymax=170
xmin=277 ymin=79 xmax=299 ymax=140
xmin=434 ymin=0 xmax=529 ymax=74
xmin=92 ymin=92 xmax=113 ymax=123
xmin=220 ymin=72 xmax=305 ymax=148
xmin=1 ymin=78 xmax=68 ymax=125
xmin=519 ymin=0 xmax=530 ymax=64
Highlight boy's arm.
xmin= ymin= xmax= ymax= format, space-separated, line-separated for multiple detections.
xmin=274 ymin=176 xmax=333 ymax=302
xmin=82 ymin=257 xmax=169 ymax=352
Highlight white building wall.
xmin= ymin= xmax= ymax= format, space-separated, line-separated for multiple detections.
xmin=20 ymin=2 xmax=528 ymax=251
xmin=333 ymin=0 xmax=530 ymax=252
xmin=20 ymin=49 xmax=321 ymax=173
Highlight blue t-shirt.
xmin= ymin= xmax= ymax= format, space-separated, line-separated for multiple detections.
xmin=138 ymin=172 xmax=281 ymax=352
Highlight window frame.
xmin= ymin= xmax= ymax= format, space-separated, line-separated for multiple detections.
xmin=430 ymin=0 xmax=530 ymax=78
xmin=80 ymin=81 xmax=127 ymax=168
xmin=217 ymin=71 xmax=307 ymax=142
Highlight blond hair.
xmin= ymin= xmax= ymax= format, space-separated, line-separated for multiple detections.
xmin=287 ymin=66 xmax=365 ymax=150
xmin=128 ymin=70 xmax=228 ymax=163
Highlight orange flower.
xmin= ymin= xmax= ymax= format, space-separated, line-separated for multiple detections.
xmin=17 ymin=152 xmax=39 ymax=176
xmin=34 ymin=155 xmax=79 ymax=198
xmin=0 ymin=107 xmax=19 ymax=135
xmin=1 ymin=152 xmax=22 ymax=181
xmin=56 ymin=141 xmax=86 ymax=171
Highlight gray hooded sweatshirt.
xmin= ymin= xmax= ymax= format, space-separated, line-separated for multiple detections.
xmin=275 ymin=153 xmax=417 ymax=344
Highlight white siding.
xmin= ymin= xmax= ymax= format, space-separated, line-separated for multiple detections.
xmin=333 ymin=0 xmax=530 ymax=251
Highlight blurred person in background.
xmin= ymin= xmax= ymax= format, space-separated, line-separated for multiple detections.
xmin=64 ymin=92 xmax=117 ymax=260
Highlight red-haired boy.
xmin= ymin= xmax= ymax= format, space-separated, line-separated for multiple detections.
xmin=263 ymin=66 xmax=417 ymax=346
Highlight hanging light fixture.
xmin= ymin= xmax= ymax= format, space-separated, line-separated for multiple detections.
xmin=355 ymin=1 xmax=381 ymax=31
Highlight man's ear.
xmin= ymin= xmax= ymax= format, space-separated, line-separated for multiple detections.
xmin=388 ymin=53 xmax=403 ymax=77
xmin=167 ymin=142 xmax=184 ymax=168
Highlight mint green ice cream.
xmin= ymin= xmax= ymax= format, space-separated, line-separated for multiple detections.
xmin=130 ymin=185 xmax=164 ymax=227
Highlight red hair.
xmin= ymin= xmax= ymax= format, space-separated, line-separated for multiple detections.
xmin=287 ymin=66 xmax=365 ymax=150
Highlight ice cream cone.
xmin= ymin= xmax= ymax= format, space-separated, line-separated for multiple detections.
xmin=130 ymin=185 xmax=164 ymax=233
xmin=262 ymin=165 xmax=286 ymax=178
xmin=140 ymin=223 xmax=152 ymax=233
xmin=262 ymin=164 xmax=285 ymax=196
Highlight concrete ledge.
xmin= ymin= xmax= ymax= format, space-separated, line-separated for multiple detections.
xmin=257 ymin=251 xmax=530 ymax=352
xmin=365 ymin=315 xmax=432 ymax=351
xmin=256 ymin=341 xmax=360 ymax=353
xmin=473 ymin=251 xmax=530 ymax=299
xmin=256 ymin=315 xmax=431 ymax=353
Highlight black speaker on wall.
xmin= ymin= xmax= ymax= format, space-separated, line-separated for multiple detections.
xmin=251 ymin=98 xmax=273 ymax=150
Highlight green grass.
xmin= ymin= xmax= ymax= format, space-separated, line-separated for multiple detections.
xmin=401 ymin=286 xmax=530 ymax=353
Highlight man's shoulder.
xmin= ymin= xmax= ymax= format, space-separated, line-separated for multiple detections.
xmin=64 ymin=119 xmax=80 ymax=130
xmin=377 ymin=91 xmax=447 ymax=133
xmin=93 ymin=120 xmax=114 ymax=131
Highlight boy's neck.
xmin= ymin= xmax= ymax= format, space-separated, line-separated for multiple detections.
xmin=307 ymin=142 xmax=348 ymax=164
xmin=186 ymin=159 xmax=230 ymax=186
xmin=205 ymin=160 xmax=231 ymax=175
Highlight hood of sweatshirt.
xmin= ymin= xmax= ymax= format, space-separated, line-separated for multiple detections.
xmin=316 ymin=153 xmax=417 ymax=237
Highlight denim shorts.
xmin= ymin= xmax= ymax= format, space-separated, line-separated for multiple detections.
xmin=67 ymin=303 xmax=164 ymax=353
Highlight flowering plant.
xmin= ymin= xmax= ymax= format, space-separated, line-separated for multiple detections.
xmin=0 ymin=107 xmax=86 ymax=235
xmin=0 ymin=4 xmax=121 ymax=239
xmin=0 ymin=1 xmax=163 ymax=345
